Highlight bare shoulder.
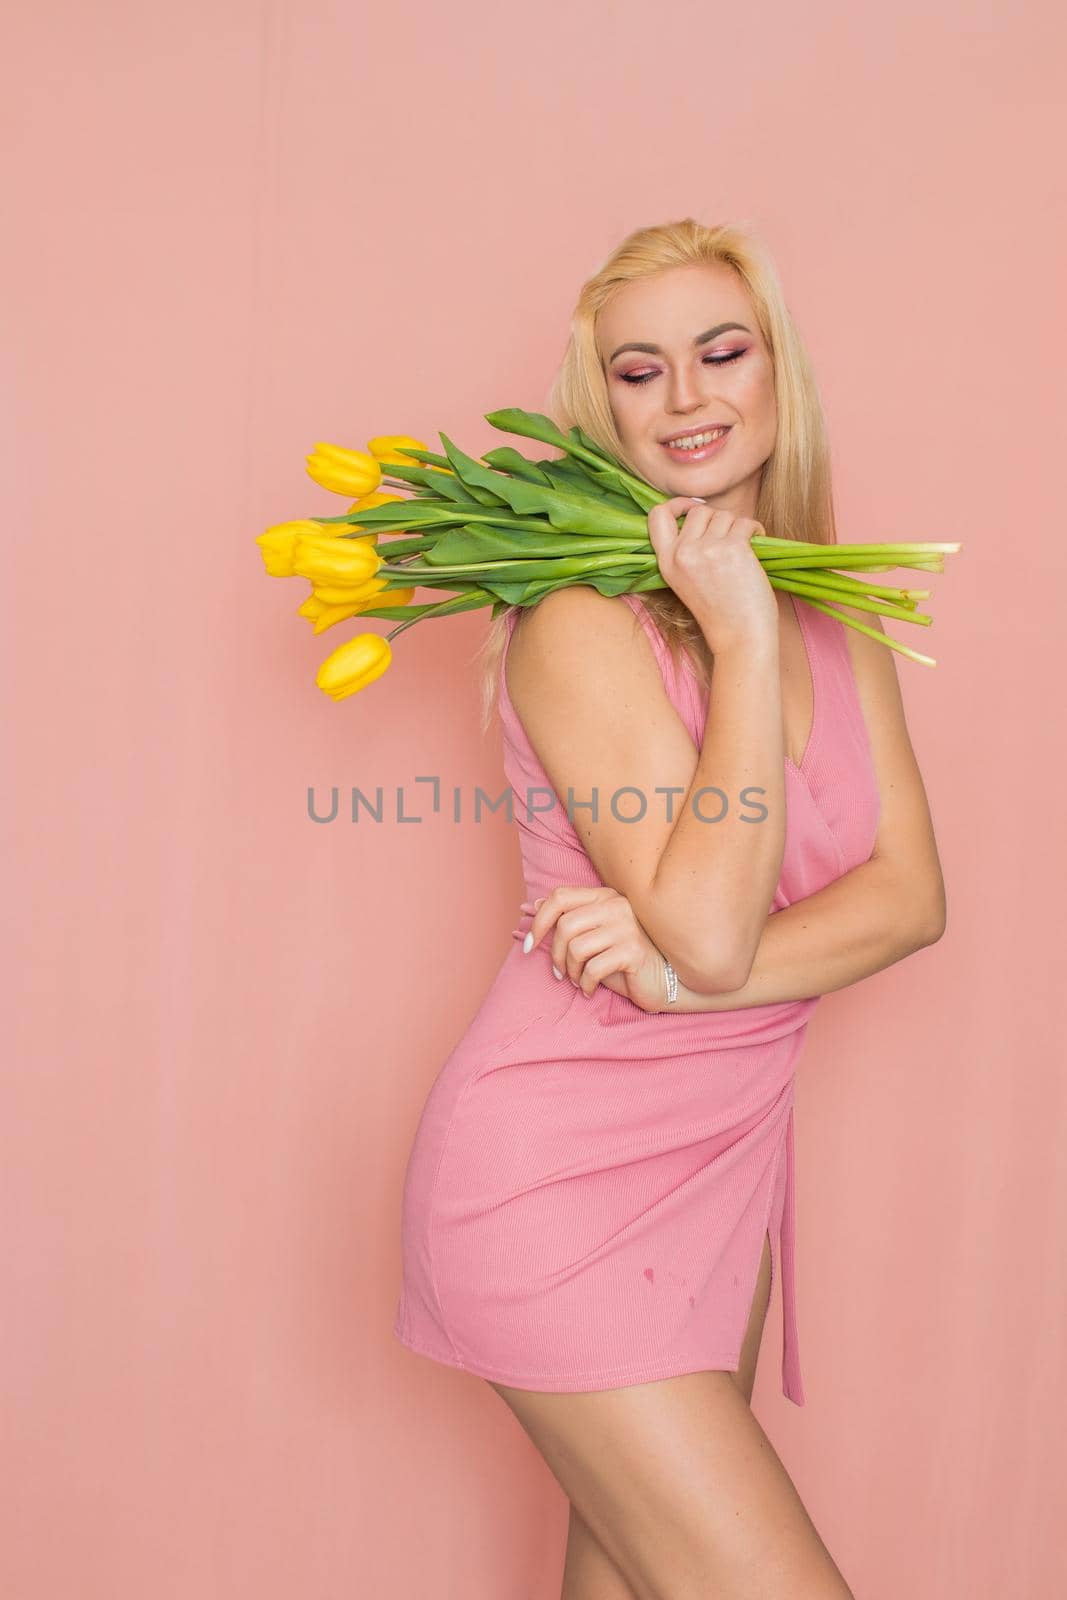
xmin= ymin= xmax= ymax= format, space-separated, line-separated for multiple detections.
xmin=506 ymin=585 xmax=662 ymax=710
xmin=509 ymin=584 xmax=643 ymax=653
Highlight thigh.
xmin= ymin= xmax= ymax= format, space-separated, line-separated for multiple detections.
xmin=488 ymin=1310 xmax=854 ymax=1600
xmin=560 ymin=1231 xmax=776 ymax=1598
xmin=562 ymin=1501 xmax=640 ymax=1600
xmin=558 ymin=1231 xmax=776 ymax=1598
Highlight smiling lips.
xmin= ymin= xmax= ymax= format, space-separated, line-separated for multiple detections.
xmin=661 ymin=425 xmax=732 ymax=461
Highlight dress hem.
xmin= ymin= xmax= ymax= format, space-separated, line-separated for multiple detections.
xmin=391 ymin=1318 xmax=754 ymax=1393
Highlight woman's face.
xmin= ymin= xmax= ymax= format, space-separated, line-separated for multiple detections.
xmin=596 ymin=263 xmax=777 ymax=516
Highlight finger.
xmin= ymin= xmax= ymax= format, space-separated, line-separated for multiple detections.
xmin=660 ymin=494 xmax=706 ymax=512
xmin=682 ymin=506 xmax=738 ymax=540
xmin=648 ymin=496 xmax=706 ymax=538
xmin=524 ymin=888 xmax=571 ymax=948
xmin=522 ymin=895 xmax=558 ymax=952
xmin=561 ymin=926 xmax=617 ymax=995
xmin=579 ymin=947 xmax=628 ymax=996
xmin=549 ymin=904 xmax=614 ymax=976
xmin=526 ymin=885 xmax=603 ymax=951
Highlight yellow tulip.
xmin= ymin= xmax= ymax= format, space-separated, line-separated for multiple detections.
xmin=305 ymin=441 xmax=382 ymax=498
xmin=334 ymin=534 xmax=379 ymax=556
xmin=344 ymin=490 xmax=407 ymax=540
xmin=366 ymin=435 xmax=453 ymax=477
xmin=309 ymin=576 xmax=392 ymax=605
xmin=349 ymin=490 xmax=405 ymax=511
xmin=298 ymin=584 xmax=415 ymax=634
xmin=316 ymin=633 xmax=392 ymax=700
xmin=366 ymin=435 xmax=429 ymax=467
xmin=255 ymin=519 xmax=330 ymax=577
xmin=291 ymin=534 xmax=381 ymax=586
xmin=303 ymin=598 xmax=365 ymax=633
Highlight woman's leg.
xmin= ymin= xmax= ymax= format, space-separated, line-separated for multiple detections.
xmin=490 ymin=1232 xmax=854 ymax=1600
xmin=561 ymin=1501 xmax=640 ymax=1600
xmin=557 ymin=1231 xmax=776 ymax=1599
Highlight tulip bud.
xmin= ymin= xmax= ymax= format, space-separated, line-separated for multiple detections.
xmin=366 ymin=435 xmax=430 ymax=467
xmin=305 ymin=442 xmax=382 ymax=498
xmin=316 ymin=633 xmax=392 ymax=700
xmin=291 ymin=535 xmax=381 ymax=587
xmin=255 ymin=520 xmax=327 ymax=577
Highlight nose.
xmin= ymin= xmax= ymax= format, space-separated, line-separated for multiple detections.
xmin=665 ymin=364 xmax=707 ymax=412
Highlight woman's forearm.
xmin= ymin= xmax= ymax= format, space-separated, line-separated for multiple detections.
xmin=660 ymin=855 xmax=944 ymax=1012
xmin=649 ymin=633 xmax=787 ymax=992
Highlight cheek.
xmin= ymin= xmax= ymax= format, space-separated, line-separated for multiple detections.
xmin=736 ymin=357 xmax=773 ymax=404
xmin=739 ymin=369 xmax=777 ymax=433
xmin=610 ymin=388 xmax=654 ymax=441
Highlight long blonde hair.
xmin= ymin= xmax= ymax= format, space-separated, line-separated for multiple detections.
xmin=472 ymin=216 xmax=839 ymax=732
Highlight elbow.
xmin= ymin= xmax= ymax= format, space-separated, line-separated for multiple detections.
xmin=917 ymin=874 xmax=948 ymax=947
xmin=920 ymin=894 xmax=947 ymax=947
xmin=890 ymin=861 xmax=946 ymax=950
xmin=672 ymin=940 xmax=751 ymax=996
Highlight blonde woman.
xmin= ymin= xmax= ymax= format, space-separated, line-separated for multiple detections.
xmin=394 ymin=218 xmax=946 ymax=1600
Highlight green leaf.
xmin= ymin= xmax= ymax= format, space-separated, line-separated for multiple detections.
xmin=439 ymin=432 xmax=648 ymax=539
xmin=480 ymin=446 xmax=555 ymax=485
xmin=571 ymin=423 xmax=613 ymax=457
xmin=424 ymin=525 xmax=646 ymax=565
xmin=434 ymin=434 xmax=505 ymax=507
xmin=373 ymin=587 xmax=498 ymax=639
xmin=484 ymin=408 xmax=576 ymax=453
xmin=315 ymin=500 xmax=476 ymax=532
xmin=486 ymin=408 xmax=662 ymax=512
xmin=391 ymin=445 xmax=452 ymax=466
xmin=475 ymin=568 xmax=653 ymax=605
xmin=537 ymin=459 xmax=643 ymax=512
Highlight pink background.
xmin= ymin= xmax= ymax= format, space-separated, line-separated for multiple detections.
xmin=3 ymin=1 xmax=1065 ymax=1595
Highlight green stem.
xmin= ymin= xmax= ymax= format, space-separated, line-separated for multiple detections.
xmin=796 ymin=570 xmax=927 ymax=600
xmin=377 ymin=552 xmax=657 ymax=581
xmin=788 ymin=591 xmax=937 ymax=666
xmin=767 ymin=572 xmax=927 ymax=624
xmin=758 ymin=567 xmax=928 ymax=605
xmin=382 ymin=588 xmax=495 ymax=639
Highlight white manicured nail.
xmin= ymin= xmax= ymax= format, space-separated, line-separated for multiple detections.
xmin=522 ymin=932 xmax=533 ymax=953
xmin=552 ymin=964 xmax=564 ymax=979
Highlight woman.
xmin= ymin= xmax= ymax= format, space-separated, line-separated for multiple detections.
xmin=393 ymin=218 xmax=946 ymax=1599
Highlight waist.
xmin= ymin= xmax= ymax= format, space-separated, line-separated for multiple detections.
xmin=500 ymin=925 xmax=818 ymax=1053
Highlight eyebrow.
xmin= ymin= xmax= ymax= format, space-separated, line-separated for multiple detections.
xmin=608 ymin=322 xmax=752 ymax=363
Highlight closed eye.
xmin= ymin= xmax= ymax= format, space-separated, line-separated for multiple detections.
xmin=620 ymin=350 xmax=746 ymax=386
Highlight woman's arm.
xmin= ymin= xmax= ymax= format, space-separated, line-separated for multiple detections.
xmin=659 ymin=602 xmax=947 ymax=1011
xmin=506 ymin=580 xmax=786 ymax=995
xmin=664 ymin=856 xmax=943 ymax=1011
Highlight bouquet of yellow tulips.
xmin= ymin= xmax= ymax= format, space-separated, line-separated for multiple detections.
xmin=255 ymin=408 xmax=961 ymax=701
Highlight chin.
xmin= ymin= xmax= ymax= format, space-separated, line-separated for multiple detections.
xmin=633 ymin=455 xmax=679 ymax=495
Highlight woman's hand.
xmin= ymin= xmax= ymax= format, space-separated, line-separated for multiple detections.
xmin=520 ymin=885 xmax=669 ymax=1013
xmin=646 ymin=495 xmax=777 ymax=654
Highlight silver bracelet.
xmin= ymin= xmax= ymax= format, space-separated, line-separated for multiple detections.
xmin=662 ymin=957 xmax=678 ymax=1007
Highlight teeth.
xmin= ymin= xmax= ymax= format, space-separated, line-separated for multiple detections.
xmin=664 ymin=427 xmax=728 ymax=450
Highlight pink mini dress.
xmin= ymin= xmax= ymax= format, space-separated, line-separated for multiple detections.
xmin=393 ymin=591 xmax=881 ymax=1404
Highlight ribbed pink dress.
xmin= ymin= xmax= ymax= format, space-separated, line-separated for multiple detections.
xmin=393 ymin=591 xmax=880 ymax=1403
